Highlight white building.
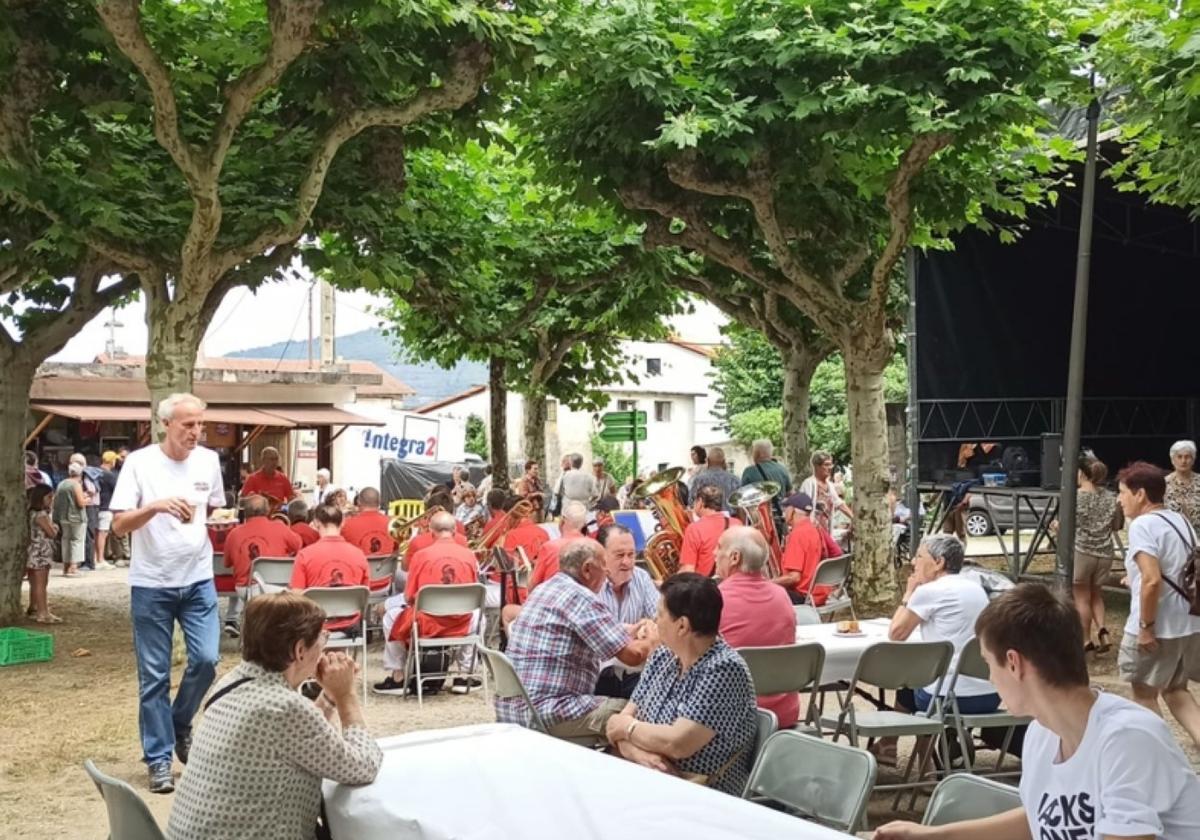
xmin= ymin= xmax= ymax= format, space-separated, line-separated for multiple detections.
xmin=416 ymin=336 xmax=752 ymax=478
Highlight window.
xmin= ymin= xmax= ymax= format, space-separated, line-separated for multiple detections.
xmin=654 ymin=400 xmax=672 ymax=422
xmin=617 ymin=399 xmax=638 ymax=413
xmin=646 ymin=358 xmax=662 ymax=376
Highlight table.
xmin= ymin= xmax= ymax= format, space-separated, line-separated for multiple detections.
xmin=323 ymin=724 xmax=853 ymax=840
xmin=795 ymin=618 xmax=895 ymax=684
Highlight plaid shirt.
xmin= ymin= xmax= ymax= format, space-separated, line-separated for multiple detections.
xmin=497 ymin=573 xmax=630 ymax=727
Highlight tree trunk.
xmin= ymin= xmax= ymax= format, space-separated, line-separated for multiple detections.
xmin=0 ymin=354 xmax=37 ymax=624
xmin=489 ymin=357 xmax=510 ymax=488
xmin=145 ymin=295 xmax=205 ymax=439
xmin=843 ymin=340 xmax=895 ymax=608
xmin=780 ymin=344 xmax=822 ymax=479
xmin=522 ymin=388 xmax=548 ymax=473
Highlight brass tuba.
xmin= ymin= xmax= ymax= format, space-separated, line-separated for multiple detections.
xmin=729 ymin=482 xmax=784 ymax=578
xmin=631 ymin=467 xmax=691 ymax=582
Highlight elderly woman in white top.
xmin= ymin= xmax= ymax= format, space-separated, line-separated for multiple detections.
xmin=168 ymin=592 xmax=382 ymax=840
xmin=1166 ymin=439 xmax=1200 ymax=534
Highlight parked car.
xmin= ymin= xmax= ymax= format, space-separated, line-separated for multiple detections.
xmin=965 ymin=491 xmax=1055 ymax=537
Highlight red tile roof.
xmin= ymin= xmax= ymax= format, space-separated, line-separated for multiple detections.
xmin=415 ymin=385 xmax=488 ymax=414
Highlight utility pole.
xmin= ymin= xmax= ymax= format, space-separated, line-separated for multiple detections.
xmin=307 ymin=281 xmax=315 ymax=369
xmin=319 ymin=279 xmax=335 ymax=369
xmin=103 ymin=311 xmax=124 ymax=358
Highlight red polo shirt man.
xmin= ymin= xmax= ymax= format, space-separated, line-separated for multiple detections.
xmin=239 ymin=447 xmax=295 ymax=508
xmin=288 ymin=504 xmax=371 ymax=591
xmin=339 ymin=487 xmax=396 ymax=556
xmin=777 ymin=492 xmax=832 ymax=605
xmin=717 ymin=525 xmax=800 ymax=729
xmin=529 ymin=501 xmax=591 ymax=590
xmin=223 ymin=495 xmax=302 ymax=588
xmin=286 ymin=499 xmax=320 ymax=547
xmin=679 ymin=485 xmax=741 ymax=577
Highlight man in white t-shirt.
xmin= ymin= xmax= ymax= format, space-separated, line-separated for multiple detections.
xmin=873 ymin=534 xmax=997 ymax=767
xmin=875 ymin=583 xmax=1200 ymax=840
xmin=110 ymin=393 xmax=226 ymax=795
xmin=1115 ymin=461 xmax=1200 ymax=749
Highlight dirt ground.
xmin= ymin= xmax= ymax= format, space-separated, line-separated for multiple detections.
xmin=1 ymin=561 xmax=1198 ymax=839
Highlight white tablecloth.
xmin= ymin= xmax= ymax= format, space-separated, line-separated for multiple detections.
xmin=795 ymin=618 xmax=895 ymax=684
xmin=323 ymin=724 xmax=853 ymax=840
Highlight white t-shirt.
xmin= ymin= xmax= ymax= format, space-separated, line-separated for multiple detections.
xmin=109 ymin=444 xmax=225 ymax=589
xmin=1020 ymin=690 xmax=1200 ymax=839
xmin=1124 ymin=509 xmax=1196 ymax=639
xmin=907 ymin=573 xmax=993 ymax=697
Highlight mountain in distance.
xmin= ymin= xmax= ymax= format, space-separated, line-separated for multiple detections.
xmin=225 ymin=327 xmax=486 ymax=407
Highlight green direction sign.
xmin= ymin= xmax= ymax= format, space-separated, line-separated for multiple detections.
xmin=599 ymin=426 xmax=648 ymax=443
xmin=601 ymin=410 xmax=647 ymax=428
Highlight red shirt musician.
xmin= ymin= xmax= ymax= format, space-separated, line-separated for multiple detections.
xmin=339 ymin=487 xmax=396 ymax=556
xmin=239 ymin=447 xmax=296 ymax=510
xmin=528 ymin=501 xmax=593 ymax=590
xmin=223 ymin=495 xmax=302 ymax=589
xmin=679 ymin=485 xmax=741 ymax=578
xmin=287 ymin=499 xmax=320 ymax=548
xmin=777 ymin=492 xmax=835 ymax=605
xmin=289 ymin=503 xmax=370 ymax=632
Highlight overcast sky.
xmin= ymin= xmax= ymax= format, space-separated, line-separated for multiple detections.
xmin=50 ymin=276 xmax=726 ymax=363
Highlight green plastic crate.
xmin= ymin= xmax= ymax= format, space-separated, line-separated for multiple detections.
xmin=0 ymin=627 xmax=54 ymax=666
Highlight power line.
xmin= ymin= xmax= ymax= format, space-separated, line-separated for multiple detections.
xmin=273 ymin=279 xmax=317 ymax=372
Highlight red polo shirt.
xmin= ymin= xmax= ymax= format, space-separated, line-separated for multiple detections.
xmin=503 ymin=520 xmax=550 ymax=568
xmin=240 ymin=469 xmax=296 ymax=505
xmin=528 ymin=535 xmax=598 ymax=590
xmin=340 ymin=509 xmax=396 ymax=556
xmin=680 ymin=511 xmax=742 ymax=577
xmin=391 ymin=540 xmax=479 ymax=641
xmin=719 ymin=571 xmax=800 ymax=729
xmin=404 ymin=529 xmax=469 ymax=567
xmin=291 ymin=521 xmax=320 ymax=547
xmin=480 ymin=512 xmax=507 ymax=549
xmin=223 ymin=516 xmax=302 ymax=587
xmin=289 ymin=535 xmax=370 ymax=590
xmin=783 ymin=517 xmax=831 ymax=604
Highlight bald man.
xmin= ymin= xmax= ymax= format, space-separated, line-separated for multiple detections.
xmin=374 ymin=511 xmax=480 ymax=696
xmin=240 ymin=447 xmax=295 ymax=509
xmin=340 ymin=487 xmax=396 ymax=555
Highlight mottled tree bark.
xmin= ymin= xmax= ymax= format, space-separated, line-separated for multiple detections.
xmin=780 ymin=344 xmax=821 ymax=479
xmin=489 ymin=357 xmax=509 ymax=488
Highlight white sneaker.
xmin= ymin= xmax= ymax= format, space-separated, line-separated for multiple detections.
xmin=95 ymin=561 xmax=116 ymax=570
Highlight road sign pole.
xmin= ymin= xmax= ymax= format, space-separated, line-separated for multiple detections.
xmin=632 ymin=435 xmax=638 ymax=483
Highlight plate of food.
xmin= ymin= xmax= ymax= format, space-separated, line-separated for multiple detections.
xmin=833 ymin=619 xmax=865 ymax=638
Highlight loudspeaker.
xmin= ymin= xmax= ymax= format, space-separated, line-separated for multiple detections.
xmin=1041 ymin=433 xmax=1063 ymax=490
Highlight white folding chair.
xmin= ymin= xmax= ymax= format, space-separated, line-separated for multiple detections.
xmin=752 ymin=708 xmax=778 ymax=765
xmin=249 ymin=556 xmax=294 ymax=596
xmin=804 ymin=554 xmax=855 ymax=620
xmin=944 ymin=637 xmax=1031 ymax=777
xmin=479 ymin=647 xmax=548 ymax=731
xmin=737 ymin=643 xmax=826 ymax=733
xmin=743 ymin=730 xmax=877 ymax=834
xmin=302 ymin=585 xmax=370 ymax=704
xmin=793 ymin=604 xmax=822 ymax=626
xmin=84 ymin=759 xmax=167 ymax=840
xmin=922 ymin=774 xmax=1021 ymax=825
xmin=403 ymin=583 xmax=488 ymax=706
xmin=819 ymin=640 xmax=954 ymax=809
xmin=365 ymin=554 xmax=398 ymax=636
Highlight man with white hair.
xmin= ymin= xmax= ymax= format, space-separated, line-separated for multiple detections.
xmin=688 ymin=446 xmax=742 ymax=513
xmin=110 ymin=393 xmax=226 ymax=794
xmin=740 ymin=439 xmax=792 ymax=494
xmin=528 ymin=501 xmax=593 ymax=590
xmin=716 ymin=526 xmax=799 ymax=728
xmin=240 ymin=446 xmax=295 ymax=509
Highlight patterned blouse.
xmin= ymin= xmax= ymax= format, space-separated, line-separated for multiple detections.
xmin=167 ymin=662 xmax=382 ymax=840
xmin=630 ymin=639 xmax=757 ymax=795
xmin=1166 ymin=472 xmax=1200 ymax=534
xmin=1074 ymin=488 xmax=1120 ymax=557
xmin=27 ymin=511 xmax=56 ymax=570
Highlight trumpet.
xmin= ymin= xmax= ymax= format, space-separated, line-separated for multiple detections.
xmin=475 ymin=499 xmax=535 ymax=571
xmin=389 ymin=505 xmax=444 ymax=555
xmin=729 ymin=482 xmax=784 ymax=579
xmin=631 ymin=467 xmax=692 ymax=582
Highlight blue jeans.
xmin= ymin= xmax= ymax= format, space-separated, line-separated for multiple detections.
xmin=130 ymin=580 xmax=220 ymax=765
xmin=898 ymin=687 xmax=1001 ymax=714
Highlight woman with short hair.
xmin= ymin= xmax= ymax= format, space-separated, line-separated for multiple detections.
xmin=168 ymin=592 xmax=382 ymax=840
xmin=1166 ymin=439 xmax=1200 ymax=534
xmin=605 ymin=573 xmax=757 ymax=795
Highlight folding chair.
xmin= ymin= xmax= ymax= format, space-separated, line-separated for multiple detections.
xmin=743 ymin=730 xmax=877 ymax=834
xmin=403 ymin=583 xmax=488 ymax=706
xmin=804 ymin=555 xmax=855 ymax=621
xmin=249 ymin=556 xmax=294 ymax=595
xmin=737 ymin=643 xmax=826 ymax=733
xmin=922 ymin=774 xmax=1021 ymax=825
xmin=793 ymin=604 xmax=821 ymax=626
xmin=302 ymin=586 xmax=370 ymax=704
xmin=478 ymin=647 xmax=549 ymax=731
xmin=944 ymin=637 xmax=1030 ymax=777
xmin=819 ymin=640 xmax=954 ymax=809
xmin=83 ymin=759 xmax=167 ymax=840
xmin=752 ymin=708 xmax=778 ymax=764
xmin=211 ymin=553 xmax=236 ymax=598
xmin=365 ymin=554 xmax=398 ymax=636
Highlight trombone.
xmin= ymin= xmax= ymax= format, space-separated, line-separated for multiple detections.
xmin=729 ymin=481 xmax=784 ymax=579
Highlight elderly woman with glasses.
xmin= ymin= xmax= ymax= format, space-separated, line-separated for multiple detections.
xmin=168 ymin=592 xmax=382 ymax=840
xmin=605 ymin=573 xmax=757 ymax=795
xmin=1166 ymin=440 xmax=1200 ymax=534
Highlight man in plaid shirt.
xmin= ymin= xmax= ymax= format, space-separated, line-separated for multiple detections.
xmin=499 ymin=539 xmax=658 ymax=741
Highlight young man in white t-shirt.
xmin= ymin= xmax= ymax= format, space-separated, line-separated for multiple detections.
xmin=1115 ymin=461 xmax=1200 ymax=748
xmin=873 ymin=534 xmax=997 ymax=767
xmin=875 ymin=583 xmax=1200 ymax=840
xmin=110 ymin=393 xmax=226 ymax=795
